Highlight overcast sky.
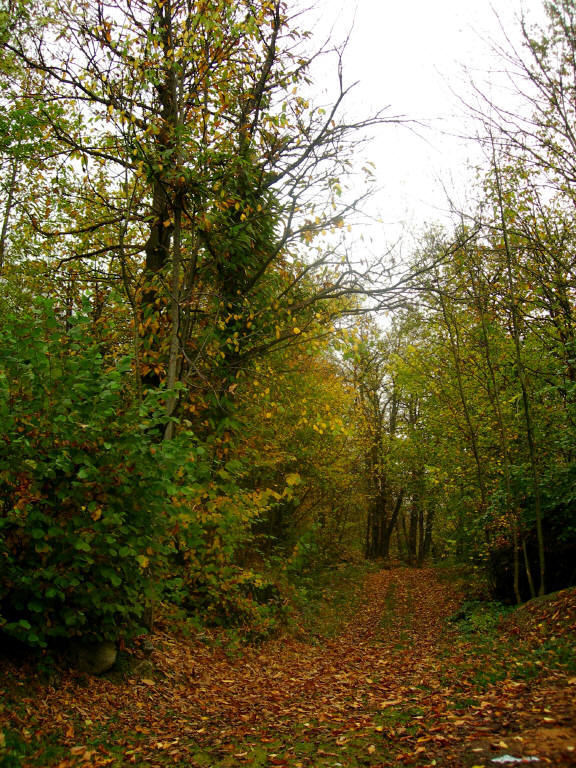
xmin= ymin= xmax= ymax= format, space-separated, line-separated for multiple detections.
xmin=307 ymin=0 xmax=547 ymax=246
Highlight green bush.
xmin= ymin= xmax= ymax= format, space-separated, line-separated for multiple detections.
xmin=0 ymin=301 xmax=188 ymax=647
xmin=448 ymin=599 xmax=511 ymax=636
xmin=0 ymin=300 xmax=302 ymax=648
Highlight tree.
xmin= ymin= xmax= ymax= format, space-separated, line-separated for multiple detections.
xmin=348 ymin=322 xmax=405 ymax=560
xmin=237 ymin=328 xmax=366 ymax=563
xmin=1 ymin=0 xmax=400 ymax=440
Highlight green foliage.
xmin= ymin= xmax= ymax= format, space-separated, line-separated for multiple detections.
xmin=0 ymin=297 xmax=364 ymax=648
xmin=0 ymin=301 xmax=190 ymax=646
xmin=289 ymin=561 xmax=375 ymax=640
xmin=283 ymin=525 xmax=321 ymax=574
xmin=448 ymin=599 xmax=512 ymax=636
xmin=186 ymin=564 xmax=283 ymax=641
xmin=0 ymin=0 xmax=381 ymax=647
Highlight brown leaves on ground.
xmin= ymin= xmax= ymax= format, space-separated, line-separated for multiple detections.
xmin=502 ymin=586 xmax=576 ymax=639
xmin=1 ymin=569 xmax=575 ymax=768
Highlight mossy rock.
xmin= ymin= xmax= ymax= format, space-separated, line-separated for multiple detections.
xmin=68 ymin=640 xmax=117 ymax=675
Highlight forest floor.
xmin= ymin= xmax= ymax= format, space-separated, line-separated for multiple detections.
xmin=1 ymin=566 xmax=576 ymax=768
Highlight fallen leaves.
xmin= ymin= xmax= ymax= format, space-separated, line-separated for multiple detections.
xmin=1 ymin=569 xmax=575 ymax=768
xmin=379 ymin=698 xmax=403 ymax=709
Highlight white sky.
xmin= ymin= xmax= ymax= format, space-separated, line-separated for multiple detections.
xmin=307 ymin=0 xmax=547 ymax=246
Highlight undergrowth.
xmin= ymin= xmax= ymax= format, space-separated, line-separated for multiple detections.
xmin=288 ymin=560 xmax=377 ymax=640
xmin=446 ymin=589 xmax=576 ymax=690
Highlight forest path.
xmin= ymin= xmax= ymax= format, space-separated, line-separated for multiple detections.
xmin=4 ymin=568 xmax=576 ymax=767
xmin=166 ymin=567 xmax=460 ymax=747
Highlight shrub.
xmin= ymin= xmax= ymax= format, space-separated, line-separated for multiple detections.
xmin=0 ymin=301 xmax=182 ymax=647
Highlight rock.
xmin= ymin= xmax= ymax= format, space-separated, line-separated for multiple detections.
xmin=129 ymin=658 xmax=155 ymax=678
xmin=141 ymin=637 xmax=155 ymax=656
xmin=69 ymin=640 xmax=117 ymax=675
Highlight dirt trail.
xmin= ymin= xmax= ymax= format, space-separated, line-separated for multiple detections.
xmin=164 ymin=568 xmax=460 ymax=735
xmin=3 ymin=567 xmax=576 ymax=768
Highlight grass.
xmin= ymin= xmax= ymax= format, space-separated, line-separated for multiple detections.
xmin=0 ymin=727 xmax=67 ymax=768
xmin=378 ymin=579 xmax=397 ymax=630
xmin=444 ymin=591 xmax=576 ymax=692
xmin=434 ymin=562 xmax=492 ymax=600
xmin=290 ymin=560 xmax=377 ymax=640
xmin=448 ymin=599 xmax=512 ymax=637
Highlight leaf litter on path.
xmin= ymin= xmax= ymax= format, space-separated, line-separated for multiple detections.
xmin=1 ymin=568 xmax=575 ymax=767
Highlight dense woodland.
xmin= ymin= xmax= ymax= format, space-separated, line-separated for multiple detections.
xmin=1 ymin=0 xmax=576 ymax=655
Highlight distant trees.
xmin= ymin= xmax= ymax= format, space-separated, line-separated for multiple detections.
xmin=350 ymin=324 xmax=403 ymax=560
xmin=356 ymin=0 xmax=576 ymax=597
xmin=348 ymin=317 xmax=438 ymax=565
xmin=374 ymin=206 xmax=576 ymax=599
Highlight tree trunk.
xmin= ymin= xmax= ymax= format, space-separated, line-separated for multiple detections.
xmin=420 ymin=507 xmax=435 ymax=564
xmin=468 ymin=258 xmax=522 ymax=604
xmin=0 ymin=153 xmax=19 ymax=273
xmin=492 ymin=149 xmax=546 ymax=596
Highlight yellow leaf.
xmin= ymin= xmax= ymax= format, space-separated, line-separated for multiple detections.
xmin=380 ymin=698 xmax=402 ymax=709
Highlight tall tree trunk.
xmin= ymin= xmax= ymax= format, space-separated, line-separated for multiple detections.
xmin=438 ymin=291 xmax=488 ymax=516
xmin=522 ymin=539 xmax=537 ymax=600
xmin=382 ymin=491 xmax=404 ymax=559
xmin=492 ymin=148 xmax=546 ymax=596
xmin=366 ymin=489 xmax=403 ymax=560
xmin=140 ymin=0 xmax=182 ymax=403
xmin=468 ymin=259 xmax=522 ymax=604
xmin=417 ymin=507 xmax=425 ymax=566
xmin=420 ymin=507 xmax=435 ymax=564
xmin=407 ymin=502 xmax=418 ymax=566
xmin=0 ymin=153 xmax=19 ymax=273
